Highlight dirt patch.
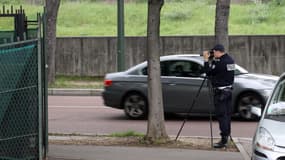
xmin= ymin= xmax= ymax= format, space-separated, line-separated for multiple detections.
xmin=49 ymin=136 xmax=238 ymax=152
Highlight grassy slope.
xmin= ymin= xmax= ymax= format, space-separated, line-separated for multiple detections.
xmin=1 ymin=1 xmax=284 ymax=36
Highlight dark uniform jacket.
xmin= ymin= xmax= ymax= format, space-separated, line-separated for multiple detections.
xmin=204 ymin=53 xmax=235 ymax=88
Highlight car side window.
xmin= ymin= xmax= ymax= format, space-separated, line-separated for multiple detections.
xmin=141 ymin=63 xmax=166 ymax=76
xmin=142 ymin=67 xmax=147 ymax=75
xmin=165 ymin=60 xmax=203 ymax=77
xmin=141 ymin=60 xmax=203 ymax=77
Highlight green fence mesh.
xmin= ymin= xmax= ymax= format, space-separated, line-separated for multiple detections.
xmin=0 ymin=40 xmax=39 ymax=160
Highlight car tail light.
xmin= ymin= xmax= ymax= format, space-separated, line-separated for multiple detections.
xmin=104 ymin=79 xmax=112 ymax=87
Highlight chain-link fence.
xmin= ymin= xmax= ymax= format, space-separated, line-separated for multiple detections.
xmin=0 ymin=39 xmax=42 ymax=160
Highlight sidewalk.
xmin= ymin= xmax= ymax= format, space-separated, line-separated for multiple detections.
xmin=47 ymin=135 xmax=252 ymax=160
xmin=47 ymin=135 xmax=249 ymax=160
xmin=47 ymin=88 xmax=253 ymax=160
xmin=48 ymin=144 xmax=243 ymax=160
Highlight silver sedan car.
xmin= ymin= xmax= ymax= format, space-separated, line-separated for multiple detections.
xmin=252 ymin=72 xmax=285 ymax=160
xmin=102 ymin=54 xmax=278 ymax=120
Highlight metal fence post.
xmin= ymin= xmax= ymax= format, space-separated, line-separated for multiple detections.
xmin=37 ymin=13 xmax=43 ymax=160
xmin=42 ymin=7 xmax=49 ymax=158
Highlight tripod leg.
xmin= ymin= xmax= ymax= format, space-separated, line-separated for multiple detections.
xmin=210 ymin=111 xmax=213 ymax=148
xmin=229 ymin=135 xmax=234 ymax=143
xmin=207 ymin=79 xmax=214 ymax=149
xmin=175 ymin=76 xmax=207 ymax=141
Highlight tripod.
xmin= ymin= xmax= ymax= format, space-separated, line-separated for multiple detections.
xmin=175 ymin=75 xmax=214 ymax=148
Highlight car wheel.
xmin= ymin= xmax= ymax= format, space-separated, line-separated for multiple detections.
xmin=237 ymin=92 xmax=264 ymax=120
xmin=123 ymin=93 xmax=147 ymax=119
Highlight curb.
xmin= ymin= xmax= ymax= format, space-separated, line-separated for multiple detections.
xmin=48 ymin=88 xmax=103 ymax=96
xmin=48 ymin=134 xmax=220 ymax=141
xmin=232 ymin=138 xmax=251 ymax=160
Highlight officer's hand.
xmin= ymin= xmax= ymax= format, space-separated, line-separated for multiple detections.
xmin=203 ymin=51 xmax=210 ymax=62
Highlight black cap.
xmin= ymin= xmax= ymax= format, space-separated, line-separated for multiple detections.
xmin=212 ymin=44 xmax=225 ymax=52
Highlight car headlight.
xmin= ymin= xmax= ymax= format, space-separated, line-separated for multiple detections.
xmin=256 ymin=127 xmax=275 ymax=151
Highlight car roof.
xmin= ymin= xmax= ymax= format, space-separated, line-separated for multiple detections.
xmin=159 ymin=54 xmax=204 ymax=64
xmin=160 ymin=54 xmax=202 ymax=61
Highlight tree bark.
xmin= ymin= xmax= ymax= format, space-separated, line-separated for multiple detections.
xmin=215 ymin=0 xmax=231 ymax=52
xmin=45 ymin=0 xmax=60 ymax=84
xmin=146 ymin=0 xmax=168 ymax=142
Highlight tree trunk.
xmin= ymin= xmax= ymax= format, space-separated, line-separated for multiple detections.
xmin=215 ymin=0 xmax=231 ymax=51
xmin=146 ymin=0 xmax=168 ymax=142
xmin=45 ymin=0 xmax=60 ymax=84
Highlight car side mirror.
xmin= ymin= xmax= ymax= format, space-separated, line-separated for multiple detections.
xmin=251 ymin=107 xmax=262 ymax=117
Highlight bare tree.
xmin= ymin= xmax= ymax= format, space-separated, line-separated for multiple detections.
xmin=145 ymin=0 xmax=168 ymax=142
xmin=45 ymin=0 xmax=60 ymax=84
xmin=215 ymin=0 xmax=231 ymax=51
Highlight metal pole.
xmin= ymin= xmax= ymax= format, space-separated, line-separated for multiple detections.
xmin=37 ymin=13 xmax=43 ymax=160
xmin=117 ymin=0 xmax=125 ymax=71
xmin=43 ymin=7 xmax=49 ymax=158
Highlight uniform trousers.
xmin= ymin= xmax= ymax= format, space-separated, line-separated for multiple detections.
xmin=213 ymin=88 xmax=232 ymax=137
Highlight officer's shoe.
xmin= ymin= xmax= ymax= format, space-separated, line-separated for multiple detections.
xmin=214 ymin=136 xmax=228 ymax=149
xmin=213 ymin=141 xmax=227 ymax=148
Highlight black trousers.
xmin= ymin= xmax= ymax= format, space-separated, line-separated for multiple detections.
xmin=213 ymin=88 xmax=232 ymax=137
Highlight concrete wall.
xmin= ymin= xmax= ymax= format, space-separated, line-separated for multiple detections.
xmin=55 ymin=35 xmax=285 ymax=76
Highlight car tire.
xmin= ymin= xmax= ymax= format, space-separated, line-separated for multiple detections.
xmin=123 ymin=93 xmax=148 ymax=119
xmin=237 ymin=92 xmax=264 ymax=120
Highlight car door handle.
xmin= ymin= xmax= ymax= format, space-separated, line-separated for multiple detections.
xmin=169 ymin=83 xmax=176 ymax=86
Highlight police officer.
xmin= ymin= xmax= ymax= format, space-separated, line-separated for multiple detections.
xmin=203 ymin=44 xmax=235 ymax=148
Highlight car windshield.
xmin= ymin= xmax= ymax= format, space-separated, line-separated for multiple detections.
xmin=265 ymin=79 xmax=285 ymax=121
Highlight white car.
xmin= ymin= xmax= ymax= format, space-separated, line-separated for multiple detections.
xmin=252 ymin=72 xmax=285 ymax=160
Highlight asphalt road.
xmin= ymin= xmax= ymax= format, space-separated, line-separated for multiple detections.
xmin=49 ymin=96 xmax=258 ymax=138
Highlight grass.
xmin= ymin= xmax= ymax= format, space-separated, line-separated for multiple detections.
xmin=49 ymin=131 xmax=145 ymax=138
xmin=49 ymin=133 xmax=238 ymax=151
xmin=1 ymin=1 xmax=285 ymax=36
xmin=109 ymin=131 xmax=145 ymax=137
xmin=49 ymin=75 xmax=104 ymax=89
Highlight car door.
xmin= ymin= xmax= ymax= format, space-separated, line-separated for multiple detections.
xmin=161 ymin=60 xmax=213 ymax=114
